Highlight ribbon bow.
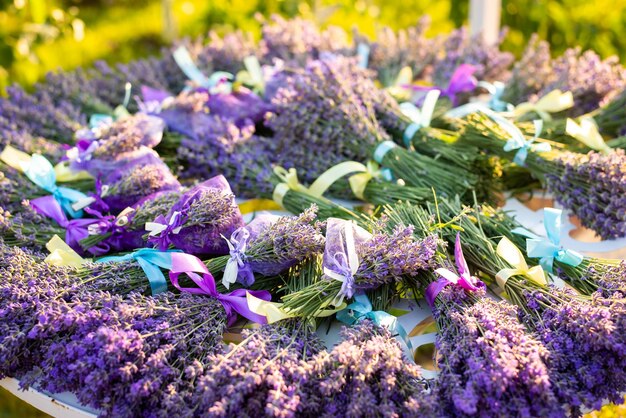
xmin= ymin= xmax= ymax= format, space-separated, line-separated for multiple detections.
xmin=97 ymin=248 xmax=185 ymax=295
xmin=337 ymin=293 xmax=413 ymax=350
xmin=510 ymin=89 xmax=574 ymax=121
xmin=565 ymin=117 xmax=612 ymax=154
xmin=495 ymin=237 xmax=547 ymax=289
xmin=44 ymin=235 xmax=89 ymax=268
xmin=173 ymin=46 xmax=234 ymax=93
xmin=400 ymin=90 xmax=440 ymax=146
xmin=246 ymin=292 xmax=345 ymax=323
xmin=222 ymin=227 xmax=255 ymax=289
xmin=4 ymin=151 xmax=88 ymax=219
xmin=168 ymin=255 xmax=271 ymax=326
xmin=502 ymin=119 xmax=551 ymax=166
xmin=89 ymin=82 xmax=132 ymax=129
xmin=348 ymin=161 xmax=393 ymax=200
xmin=30 ymin=196 xmax=112 ymax=256
xmin=236 ymin=56 xmax=264 ymax=94
xmin=146 ymin=211 xmax=186 ymax=250
xmin=323 ymin=219 xmax=371 ymax=306
xmin=512 ymin=208 xmax=584 ymax=273
xmin=477 ymin=80 xmax=513 ymax=112
xmin=408 ymin=64 xmax=477 ymax=106
xmin=425 ymin=233 xmax=485 ymax=307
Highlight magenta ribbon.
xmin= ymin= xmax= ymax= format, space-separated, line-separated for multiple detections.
xmin=425 ymin=233 xmax=485 ymax=307
xmin=167 ymin=253 xmax=271 ymax=326
xmin=408 ymin=64 xmax=477 ymax=106
xmin=30 ymin=195 xmax=111 ymax=256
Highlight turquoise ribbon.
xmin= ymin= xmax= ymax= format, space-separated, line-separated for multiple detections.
xmin=97 ymin=248 xmax=180 ymax=295
xmin=477 ymin=81 xmax=513 ymax=112
xmin=373 ymin=141 xmax=397 ymax=164
xmin=399 ymin=90 xmax=440 ymax=147
xmin=336 ymin=293 xmax=413 ymax=351
xmin=356 ymin=43 xmax=370 ymax=69
xmin=497 ymin=116 xmax=551 ymax=166
xmin=24 ymin=154 xmax=87 ymax=219
xmin=512 ymin=208 xmax=584 ymax=273
xmin=89 ymin=82 xmax=132 ymax=129
xmin=173 ymin=46 xmax=234 ymax=91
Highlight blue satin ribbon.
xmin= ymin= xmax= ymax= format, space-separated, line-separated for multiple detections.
xmin=512 ymin=208 xmax=584 ymax=273
xmin=89 ymin=82 xmax=132 ymax=129
xmin=373 ymin=141 xmax=397 ymax=164
xmin=399 ymin=90 xmax=440 ymax=147
xmin=173 ymin=46 xmax=233 ymax=92
xmin=356 ymin=43 xmax=370 ymax=69
xmin=97 ymin=248 xmax=181 ymax=295
xmin=336 ymin=293 xmax=413 ymax=351
xmin=493 ymin=115 xmax=551 ymax=166
xmin=24 ymin=154 xmax=87 ymax=219
xmin=477 ymin=81 xmax=513 ymax=112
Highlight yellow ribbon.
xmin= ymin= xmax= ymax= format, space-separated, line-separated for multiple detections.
xmin=511 ymin=90 xmax=574 ymax=121
xmin=246 ymin=292 xmax=346 ymax=324
xmin=0 ymin=145 xmax=92 ymax=182
xmin=238 ymin=199 xmax=282 ymax=215
xmin=565 ymin=118 xmax=612 ymax=154
xmin=272 ymin=162 xmax=368 ymax=207
xmin=495 ymin=237 xmax=547 ymax=289
xmin=386 ymin=66 xmax=414 ymax=101
xmin=44 ymin=235 xmax=89 ymax=268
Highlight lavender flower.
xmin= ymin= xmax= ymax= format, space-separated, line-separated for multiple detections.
xmin=431 ymin=27 xmax=513 ymax=87
xmin=0 ymin=163 xmax=43 ymax=212
xmin=301 ymin=321 xmax=439 ymax=417
xmin=0 ymin=203 xmax=64 ymax=251
xmin=502 ymin=34 xmax=553 ymax=104
xmin=355 ymin=226 xmax=438 ymax=289
xmin=432 ymin=285 xmax=564 ymax=418
xmin=260 ymin=15 xmax=349 ymax=66
xmin=353 ymin=17 xmax=437 ymax=86
xmin=522 ymin=287 xmax=626 ymax=414
xmin=539 ymin=48 xmax=626 ymax=116
xmin=100 ymin=161 xmax=181 ymax=213
xmin=594 ymin=261 xmax=626 ymax=298
xmin=544 ymin=149 xmax=626 ymax=239
xmin=192 ymin=319 xmax=324 ymax=417
xmin=197 ymin=30 xmax=260 ymax=75
xmin=0 ymin=85 xmax=85 ymax=143
xmin=148 ymin=176 xmax=243 ymax=255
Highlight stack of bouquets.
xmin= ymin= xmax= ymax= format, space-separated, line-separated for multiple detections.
xmin=3 ymin=13 xmax=626 ymax=418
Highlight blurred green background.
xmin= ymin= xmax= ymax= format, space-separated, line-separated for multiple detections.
xmin=2 ymin=0 xmax=626 ymax=96
xmin=1 ymin=0 xmax=626 ymax=416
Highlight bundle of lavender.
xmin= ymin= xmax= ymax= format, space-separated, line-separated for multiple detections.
xmin=279 ymin=216 xmax=438 ymax=318
xmin=381 ymin=204 xmax=570 ymax=417
xmin=78 ymin=189 xmax=181 ymax=255
xmin=65 ymin=113 xmax=165 ymax=178
xmin=265 ymin=57 xmax=478 ymax=198
xmin=461 ymin=112 xmax=626 ymax=239
xmin=425 ymin=203 xmax=626 ymax=415
xmin=146 ymin=175 xmax=243 ymax=256
xmin=206 ymin=206 xmax=325 ymax=290
xmin=83 ymin=159 xmax=181 ymax=214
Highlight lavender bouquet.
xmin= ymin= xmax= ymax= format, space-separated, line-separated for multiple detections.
xmin=66 ymin=113 xmax=165 ymax=178
xmin=147 ymin=175 xmax=243 ymax=256
xmin=79 ymin=189 xmax=181 ymax=254
xmin=206 ymin=206 xmax=325 ymax=290
xmin=462 ymin=112 xmax=626 ymax=239
xmin=280 ymin=217 xmax=437 ymax=318
xmin=266 ymin=57 xmax=478 ymax=198
xmin=86 ymin=159 xmax=181 ymax=214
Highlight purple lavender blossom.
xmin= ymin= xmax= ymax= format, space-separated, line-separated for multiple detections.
xmin=432 ymin=285 xmax=565 ymax=418
xmin=544 ymin=149 xmax=626 ymax=239
xmin=522 ymin=287 xmax=626 ymax=414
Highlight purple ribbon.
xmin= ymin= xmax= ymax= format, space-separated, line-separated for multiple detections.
xmin=30 ymin=195 xmax=111 ymax=256
xmin=168 ymin=254 xmax=271 ymax=326
xmin=408 ymin=64 xmax=477 ymax=106
xmin=425 ymin=233 xmax=485 ymax=307
xmin=147 ymin=211 xmax=187 ymax=250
